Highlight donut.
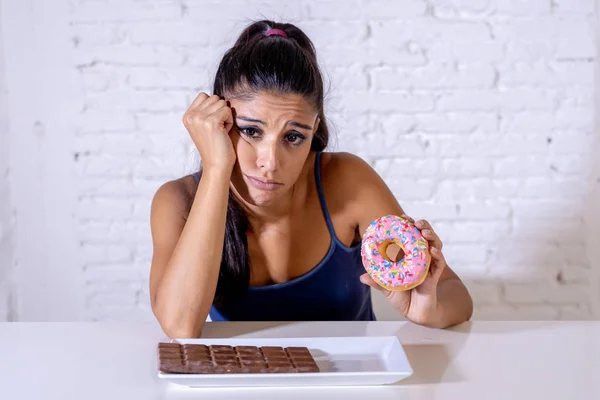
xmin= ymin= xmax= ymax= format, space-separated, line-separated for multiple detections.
xmin=360 ymin=215 xmax=431 ymax=291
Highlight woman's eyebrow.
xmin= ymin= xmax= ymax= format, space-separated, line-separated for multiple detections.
xmin=236 ymin=116 xmax=313 ymax=131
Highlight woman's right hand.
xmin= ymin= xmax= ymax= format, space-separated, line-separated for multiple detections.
xmin=183 ymin=93 xmax=236 ymax=171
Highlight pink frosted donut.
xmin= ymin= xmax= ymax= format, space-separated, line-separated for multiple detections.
xmin=361 ymin=215 xmax=431 ymax=291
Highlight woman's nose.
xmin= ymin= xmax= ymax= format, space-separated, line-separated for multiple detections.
xmin=256 ymin=142 xmax=280 ymax=173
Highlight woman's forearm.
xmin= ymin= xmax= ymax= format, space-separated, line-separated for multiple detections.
xmin=154 ymin=168 xmax=231 ymax=338
xmin=432 ymin=278 xmax=474 ymax=329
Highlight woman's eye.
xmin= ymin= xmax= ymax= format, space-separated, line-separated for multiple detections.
xmin=285 ymin=132 xmax=306 ymax=144
xmin=240 ymin=127 xmax=260 ymax=138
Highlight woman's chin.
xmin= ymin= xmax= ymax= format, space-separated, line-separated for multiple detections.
xmin=245 ymin=190 xmax=279 ymax=207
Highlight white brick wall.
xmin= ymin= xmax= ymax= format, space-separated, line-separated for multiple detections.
xmin=0 ymin=3 xmax=14 ymax=322
xmin=2 ymin=0 xmax=599 ymax=321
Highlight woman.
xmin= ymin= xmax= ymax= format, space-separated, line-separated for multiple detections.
xmin=149 ymin=20 xmax=473 ymax=338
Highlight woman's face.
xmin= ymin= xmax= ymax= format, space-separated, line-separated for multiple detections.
xmin=228 ymin=91 xmax=320 ymax=207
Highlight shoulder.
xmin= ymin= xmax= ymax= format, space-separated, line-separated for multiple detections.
xmin=319 ymin=151 xmax=405 ymax=232
xmin=151 ymin=174 xmax=198 ymax=222
xmin=319 ymin=151 xmax=387 ymax=197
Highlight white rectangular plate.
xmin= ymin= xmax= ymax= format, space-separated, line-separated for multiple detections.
xmin=158 ymin=336 xmax=413 ymax=387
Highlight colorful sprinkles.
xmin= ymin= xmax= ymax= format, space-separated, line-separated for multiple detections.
xmin=361 ymin=215 xmax=431 ymax=291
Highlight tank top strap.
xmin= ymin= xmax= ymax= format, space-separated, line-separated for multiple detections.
xmin=314 ymin=151 xmax=337 ymax=237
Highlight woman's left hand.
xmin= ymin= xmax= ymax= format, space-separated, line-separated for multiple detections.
xmin=359 ymin=214 xmax=448 ymax=327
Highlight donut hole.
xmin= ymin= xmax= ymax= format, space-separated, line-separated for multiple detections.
xmin=379 ymin=240 xmax=405 ymax=263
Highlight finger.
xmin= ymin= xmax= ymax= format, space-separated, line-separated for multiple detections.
xmin=429 ymin=246 xmax=447 ymax=280
xmin=209 ymin=106 xmax=234 ymax=132
xmin=400 ymin=214 xmax=415 ymax=224
xmin=421 ymin=228 xmax=443 ymax=250
xmin=186 ymin=92 xmax=210 ymax=113
xmin=204 ymin=99 xmax=229 ymax=116
xmin=415 ymin=219 xmax=432 ymax=230
xmin=359 ymin=273 xmax=392 ymax=296
xmin=198 ymin=94 xmax=224 ymax=112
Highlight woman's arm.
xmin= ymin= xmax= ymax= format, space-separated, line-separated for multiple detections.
xmin=329 ymin=152 xmax=473 ymax=328
xmin=149 ymin=168 xmax=231 ymax=338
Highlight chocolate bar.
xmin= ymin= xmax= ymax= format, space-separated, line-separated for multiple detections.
xmin=158 ymin=343 xmax=320 ymax=374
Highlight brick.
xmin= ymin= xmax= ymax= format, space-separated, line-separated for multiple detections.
xmin=432 ymin=0 xmax=492 ymax=18
xmin=558 ymin=305 xmax=592 ymax=320
xmin=558 ymin=266 xmax=591 ymax=283
xmin=554 ymin=108 xmax=594 ymax=130
xmin=499 ymin=62 xmax=594 ymax=87
xmin=436 ymin=90 xmax=498 ymax=112
xmin=504 ymin=283 xmax=590 ymax=305
xmin=504 ymin=41 xmax=555 ymax=64
xmin=441 ymin=158 xmax=493 ymax=178
xmin=300 ymin=21 xmax=368 ymax=47
xmin=84 ymin=90 xmax=188 ymax=113
xmin=402 ymin=202 xmax=459 ymax=220
xmin=372 ymin=158 xmax=439 ymax=178
xmin=457 ymin=201 xmax=511 ymax=220
xmin=556 ymin=19 xmax=596 ymax=59
xmin=71 ymin=22 xmax=128 ymax=47
xmin=385 ymin=179 xmax=436 ymax=201
xmin=372 ymin=65 xmax=495 ymax=90
xmin=306 ymin=0 xmax=363 ymax=20
xmin=74 ymin=110 xmax=136 ymax=133
xmin=511 ymin=200 xmax=583 ymax=220
xmin=335 ymin=91 xmax=435 ymax=113
xmin=495 ymin=0 xmax=552 ymax=16
xmin=365 ymin=46 xmax=428 ymax=67
xmin=127 ymin=22 xmax=211 ymax=46
xmin=442 ymin=244 xmax=489 ymax=264
xmin=465 ymin=281 xmax=503 ymax=304
xmin=71 ymin=1 xmax=181 ymax=22
xmin=491 ymin=19 xmax=558 ymax=42
xmin=358 ymin=134 xmax=427 ymax=158
xmin=425 ymin=134 xmax=549 ymax=157
xmin=86 ymin=292 xmax=137 ymax=309
xmin=136 ymin=112 xmax=187 ymax=133
xmin=558 ymin=86 xmax=594 ymax=108
xmin=510 ymin=219 xmax=584 ymax=245
xmin=435 ymin=179 xmax=498 ymax=201
xmin=79 ymin=68 xmax=124 ymax=92
xmin=127 ymin=67 xmax=202 ymax=90
xmin=330 ymin=65 xmax=369 ymax=91
xmin=497 ymin=88 xmax=557 ymax=112
xmin=492 ymin=156 xmax=553 ymax=178
xmin=80 ymin=244 xmax=132 ymax=265
xmin=517 ymin=177 xmax=587 ymax=200
xmin=547 ymin=155 xmax=587 ymax=176
xmin=73 ymin=45 xmax=185 ymax=67
xmin=77 ymin=221 xmax=150 ymax=244
xmin=77 ymin=197 xmax=134 ymax=220
xmin=82 ymin=263 xmax=144 ymax=283
xmin=553 ymin=0 xmax=595 ymax=15
xmin=433 ymin=221 xmax=511 ymax=244
xmin=359 ymin=0 xmax=426 ymax=18
xmin=370 ymin=20 xmax=492 ymax=47
xmin=428 ymin=41 xmax=505 ymax=64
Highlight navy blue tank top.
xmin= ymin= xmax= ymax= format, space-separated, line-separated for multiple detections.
xmin=193 ymin=151 xmax=376 ymax=321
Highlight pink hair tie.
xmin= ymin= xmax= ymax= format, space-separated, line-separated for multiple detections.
xmin=265 ymin=28 xmax=288 ymax=38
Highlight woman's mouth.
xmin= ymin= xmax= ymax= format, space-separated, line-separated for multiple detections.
xmin=244 ymin=174 xmax=283 ymax=191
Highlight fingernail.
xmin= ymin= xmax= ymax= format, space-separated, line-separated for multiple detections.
xmin=423 ymin=229 xmax=431 ymax=235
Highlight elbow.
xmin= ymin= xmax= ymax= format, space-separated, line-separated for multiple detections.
xmin=157 ymin=310 xmax=204 ymax=339
xmin=161 ymin=322 xmax=203 ymax=339
xmin=151 ymin=295 xmax=204 ymax=339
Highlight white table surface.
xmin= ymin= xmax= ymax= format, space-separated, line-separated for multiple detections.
xmin=0 ymin=320 xmax=598 ymax=399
